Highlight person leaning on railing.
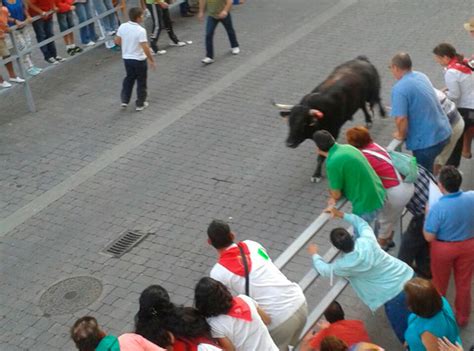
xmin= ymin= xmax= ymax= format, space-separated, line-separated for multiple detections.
xmin=2 ymin=0 xmax=43 ymax=75
xmin=25 ymin=0 xmax=66 ymax=64
xmin=0 ymin=1 xmax=25 ymax=87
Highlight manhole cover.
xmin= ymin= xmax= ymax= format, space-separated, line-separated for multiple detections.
xmin=39 ymin=276 xmax=103 ymax=315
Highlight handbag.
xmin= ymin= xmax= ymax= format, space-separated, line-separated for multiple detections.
xmin=237 ymin=242 xmax=250 ymax=296
xmin=362 ymin=144 xmax=418 ymax=183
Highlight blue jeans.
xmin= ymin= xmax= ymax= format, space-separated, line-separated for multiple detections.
xmin=205 ymin=14 xmax=239 ymax=59
xmin=384 ymin=290 xmax=410 ymax=343
xmin=32 ymin=17 xmax=57 ymax=60
xmin=57 ymin=11 xmax=75 ymax=32
xmin=75 ymin=1 xmax=98 ymax=44
xmin=121 ymin=59 xmax=148 ymax=107
xmin=413 ymin=138 xmax=449 ymax=173
xmin=92 ymin=0 xmax=117 ymax=33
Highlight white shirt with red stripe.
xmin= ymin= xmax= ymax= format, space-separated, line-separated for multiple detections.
xmin=210 ymin=240 xmax=306 ymax=331
xmin=207 ymin=295 xmax=278 ymax=351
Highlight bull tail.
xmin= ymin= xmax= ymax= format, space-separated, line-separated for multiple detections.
xmin=356 ymin=55 xmax=370 ymax=62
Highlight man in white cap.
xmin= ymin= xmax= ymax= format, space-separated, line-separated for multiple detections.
xmin=464 ymin=17 xmax=474 ymax=37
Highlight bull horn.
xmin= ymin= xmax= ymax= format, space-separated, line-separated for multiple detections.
xmin=271 ymin=99 xmax=294 ymax=110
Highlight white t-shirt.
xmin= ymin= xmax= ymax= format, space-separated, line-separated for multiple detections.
xmin=210 ymin=240 xmax=306 ymax=331
xmin=207 ymin=295 xmax=278 ymax=351
xmin=445 ymin=68 xmax=474 ymax=109
xmin=116 ymin=21 xmax=148 ymax=60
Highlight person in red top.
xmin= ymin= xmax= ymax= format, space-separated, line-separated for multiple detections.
xmin=346 ymin=126 xmax=414 ymax=250
xmin=26 ymin=0 xmax=66 ymax=63
xmin=300 ymin=301 xmax=370 ymax=351
xmin=55 ymin=0 xmax=82 ymax=55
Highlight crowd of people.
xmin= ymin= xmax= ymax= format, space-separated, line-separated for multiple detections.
xmin=0 ymin=0 xmax=243 ymax=90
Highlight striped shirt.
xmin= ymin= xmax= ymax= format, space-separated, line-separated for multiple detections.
xmin=406 ymin=165 xmax=436 ymax=216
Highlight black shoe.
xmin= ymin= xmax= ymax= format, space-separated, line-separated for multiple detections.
xmin=73 ymin=46 xmax=83 ymax=54
xmin=181 ymin=12 xmax=194 ymax=17
xmin=67 ymin=48 xmax=76 ymax=56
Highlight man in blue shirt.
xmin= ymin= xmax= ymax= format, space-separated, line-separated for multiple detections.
xmin=308 ymin=207 xmax=414 ymax=343
xmin=389 ymin=52 xmax=451 ymax=172
xmin=424 ymin=165 xmax=474 ymax=327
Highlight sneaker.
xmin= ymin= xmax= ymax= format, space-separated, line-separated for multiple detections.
xmin=136 ymin=101 xmax=149 ymax=111
xmin=67 ymin=48 xmax=76 ymax=56
xmin=231 ymin=47 xmax=240 ymax=55
xmin=73 ymin=46 xmax=83 ymax=54
xmin=201 ymin=57 xmax=214 ymax=64
xmin=97 ymin=35 xmax=105 ymax=41
xmin=55 ymin=56 xmax=66 ymax=63
xmin=46 ymin=57 xmax=59 ymax=64
xmin=170 ymin=41 xmax=186 ymax=47
xmin=121 ymin=102 xmax=128 ymax=109
xmin=9 ymin=76 xmax=25 ymax=83
xmin=85 ymin=41 xmax=95 ymax=47
xmin=185 ymin=40 xmax=193 ymax=45
xmin=152 ymin=49 xmax=167 ymax=55
xmin=106 ymin=30 xmax=116 ymax=36
xmin=0 ymin=80 xmax=12 ymax=88
xmin=27 ymin=66 xmax=42 ymax=76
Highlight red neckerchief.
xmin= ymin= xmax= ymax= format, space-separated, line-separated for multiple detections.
xmin=447 ymin=57 xmax=472 ymax=75
xmin=227 ymin=297 xmax=252 ymax=322
xmin=218 ymin=242 xmax=252 ymax=277
xmin=173 ymin=337 xmax=221 ymax=351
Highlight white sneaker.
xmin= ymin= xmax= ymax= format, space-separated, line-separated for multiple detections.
xmin=85 ymin=41 xmax=96 ymax=47
xmin=97 ymin=35 xmax=105 ymax=41
xmin=9 ymin=76 xmax=25 ymax=83
xmin=202 ymin=57 xmax=215 ymax=64
xmin=185 ymin=40 xmax=193 ymax=45
xmin=121 ymin=103 xmax=128 ymax=109
xmin=0 ymin=81 xmax=12 ymax=88
xmin=106 ymin=30 xmax=116 ymax=36
xmin=155 ymin=49 xmax=167 ymax=55
xmin=170 ymin=41 xmax=186 ymax=47
xmin=136 ymin=101 xmax=149 ymax=111
xmin=231 ymin=47 xmax=240 ymax=55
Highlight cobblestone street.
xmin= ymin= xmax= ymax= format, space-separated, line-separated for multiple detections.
xmin=1 ymin=0 xmax=473 ymax=349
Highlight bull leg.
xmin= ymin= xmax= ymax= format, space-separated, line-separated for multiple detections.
xmin=361 ymin=104 xmax=373 ymax=129
xmin=378 ymin=100 xmax=387 ymax=118
xmin=311 ymin=155 xmax=326 ymax=183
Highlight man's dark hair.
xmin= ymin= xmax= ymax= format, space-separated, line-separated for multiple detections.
xmin=194 ymin=277 xmax=233 ymax=317
xmin=129 ymin=7 xmax=143 ymax=22
xmin=324 ymin=301 xmax=345 ymax=323
xmin=438 ymin=165 xmax=462 ymax=193
xmin=391 ymin=52 xmax=412 ymax=70
xmin=313 ymin=130 xmax=335 ymax=152
xmin=330 ymin=228 xmax=354 ymax=253
xmin=207 ymin=220 xmax=233 ymax=249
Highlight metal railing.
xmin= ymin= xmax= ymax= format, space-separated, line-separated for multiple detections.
xmin=272 ymin=138 xmax=407 ymax=350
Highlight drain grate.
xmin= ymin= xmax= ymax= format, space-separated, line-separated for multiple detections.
xmin=102 ymin=230 xmax=151 ymax=257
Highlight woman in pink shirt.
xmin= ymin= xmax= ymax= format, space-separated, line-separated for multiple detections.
xmin=346 ymin=126 xmax=414 ymax=250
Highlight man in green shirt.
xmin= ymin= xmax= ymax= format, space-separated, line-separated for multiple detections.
xmin=198 ymin=0 xmax=239 ymax=64
xmin=313 ymin=130 xmax=386 ymax=225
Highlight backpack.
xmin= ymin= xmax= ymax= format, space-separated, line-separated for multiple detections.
xmin=362 ymin=145 xmax=418 ymax=183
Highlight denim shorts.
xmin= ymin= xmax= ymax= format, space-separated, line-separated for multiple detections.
xmin=57 ymin=11 xmax=75 ymax=32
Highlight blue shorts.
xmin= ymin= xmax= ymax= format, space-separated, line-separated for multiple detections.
xmin=57 ymin=11 xmax=75 ymax=32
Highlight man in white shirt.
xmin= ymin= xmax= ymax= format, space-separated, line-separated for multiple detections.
xmin=207 ymin=220 xmax=307 ymax=351
xmin=115 ymin=7 xmax=155 ymax=111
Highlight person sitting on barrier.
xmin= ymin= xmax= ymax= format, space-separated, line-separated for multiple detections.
xmin=206 ymin=219 xmax=307 ymax=351
xmin=2 ymin=0 xmax=43 ymax=75
xmin=313 ymin=130 xmax=386 ymax=230
xmin=71 ymin=315 xmax=166 ymax=351
xmin=299 ymin=301 xmax=370 ymax=351
xmin=195 ymin=277 xmax=278 ymax=351
xmin=345 ymin=126 xmax=414 ymax=250
xmin=308 ymin=207 xmax=414 ymax=344
xmin=404 ymin=278 xmax=461 ymax=351
xmin=26 ymin=0 xmax=67 ymax=64
xmin=423 ymin=166 xmax=474 ymax=327
xmin=135 ymin=284 xmax=222 ymax=350
xmin=0 ymin=1 xmax=25 ymax=87
xmin=55 ymin=0 xmax=83 ymax=55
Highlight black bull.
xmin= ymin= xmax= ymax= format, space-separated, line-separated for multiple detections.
xmin=274 ymin=56 xmax=386 ymax=182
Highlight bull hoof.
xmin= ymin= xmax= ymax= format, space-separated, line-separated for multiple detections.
xmin=311 ymin=176 xmax=322 ymax=183
xmin=366 ymin=122 xmax=373 ymax=129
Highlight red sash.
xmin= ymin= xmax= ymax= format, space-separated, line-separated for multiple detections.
xmin=218 ymin=242 xmax=252 ymax=277
xmin=227 ymin=297 xmax=252 ymax=322
xmin=447 ymin=57 xmax=472 ymax=75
